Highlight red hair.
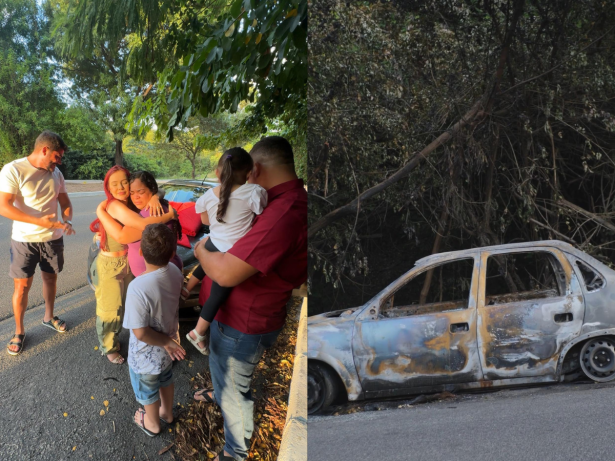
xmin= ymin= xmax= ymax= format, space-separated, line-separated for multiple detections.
xmin=90 ymin=165 xmax=131 ymax=251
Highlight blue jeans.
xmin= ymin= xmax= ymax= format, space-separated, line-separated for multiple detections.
xmin=209 ymin=320 xmax=281 ymax=460
xmin=129 ymin=364 xmax=174 ymax=405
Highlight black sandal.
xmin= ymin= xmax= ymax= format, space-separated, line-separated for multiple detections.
xmin=42 ymin=316 xmax=68 ymax=333
xmin=215 ymin=450 xmax=236 ymax=461
xmin=193 ymin=388 xmax=217 ymax=404
xmin=7 ymin=334 xmax=25 ymax=356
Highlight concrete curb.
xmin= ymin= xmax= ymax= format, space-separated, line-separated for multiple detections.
xmin=278 ymin=297 xmax=307 ymax=461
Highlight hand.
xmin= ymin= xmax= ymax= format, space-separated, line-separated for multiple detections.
xmin=96 ymin=200 xmax=107 ymax=215
xmin=164 ymin=339 xmax=186 ymax=361
xmin=62 ymin=222 xmax=76 ymax=236
xmin=145 ymin=195 xmax=164 ymax=217
xmin=38 ymin=213 xmax=64 ymax=229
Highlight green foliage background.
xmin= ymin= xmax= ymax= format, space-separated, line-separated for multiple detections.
xmin=309 ymin=0 xmax=615 ymax=314
xmin=0 ymin=0 xmax=306 ymax=182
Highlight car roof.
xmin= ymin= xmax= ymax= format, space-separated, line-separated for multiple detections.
xmin=416 ymin=240 xmax=591 ymax=266
xmin=162 ymin=179 xmax=218 ymax=188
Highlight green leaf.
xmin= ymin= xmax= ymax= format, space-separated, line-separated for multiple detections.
xmin=230 ymin=0 xmax=243 ymax=18
xmin=206 ymin=47 xmax=219 ymax=64
xmin=275 ymin=17 xmax=295 ymax=40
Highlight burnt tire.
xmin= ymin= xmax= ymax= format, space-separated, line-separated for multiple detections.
xmin=580 ymin=337 xmax=615 ymax=382
xmin=308 ymin=362 xmax=339 ymax=415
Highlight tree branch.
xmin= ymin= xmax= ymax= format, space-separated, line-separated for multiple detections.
xmin=308 ymin=0 xmax=526 ymax=238
xmin=558 ymin=199 xmax=615 ymax=233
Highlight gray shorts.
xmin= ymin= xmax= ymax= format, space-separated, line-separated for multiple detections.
xmin=9 ymin=237 xmax=64 ymax=279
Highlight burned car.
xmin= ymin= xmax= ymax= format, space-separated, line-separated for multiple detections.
xmin=308 ymin=240 xmax=615 ymax=414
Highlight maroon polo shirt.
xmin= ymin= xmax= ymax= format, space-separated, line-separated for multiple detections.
xmin=198 ymin=179 xmax=307 ymax=334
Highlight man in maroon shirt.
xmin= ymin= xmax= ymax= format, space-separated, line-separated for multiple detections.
xmin=192 ymin=136 xmax=307 ymax=461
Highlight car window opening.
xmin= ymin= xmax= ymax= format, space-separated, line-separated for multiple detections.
xmin=485 ymin=251 xmax=565 ymax=306
xmin=381 ymin=258 xmax=474 ymax=318
xmin=575 ymin=260 xmax=605 ymax=292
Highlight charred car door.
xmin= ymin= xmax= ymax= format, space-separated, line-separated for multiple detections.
xmin=352 ymin=257 xmax=483 ymax=398
xmin=477 ymin=248 xmax=584 ymax=380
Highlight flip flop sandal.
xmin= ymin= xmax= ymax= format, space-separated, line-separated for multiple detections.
xmin=133 ymin=408 xmax=160 ymax=437
xmin=7 ymin=334 xmax=25 ymax=356
xmin=42 ymin=316 xmax=68 ymax=333
xmin=193 ymin=388 xmax=217 ymax=405
xmin=215 ymin=450 xmax=236 ymax=461
xmin=100 ymin=351 xmax=125 ymax=364
xmin=186 ymin=329 xmax=209 ymax=355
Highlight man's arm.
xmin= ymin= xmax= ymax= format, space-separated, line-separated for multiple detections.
xmin=132 ymin=326 xmax=186 ymax=361
xmin=194 ymin=238 xmax=259 ymax=287
xmin=0 ymin=192 xmax=63 ymax=229
xmin=57 ymin=193 xmax=75 ymax=235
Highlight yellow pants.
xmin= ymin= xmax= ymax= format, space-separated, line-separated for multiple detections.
xmin=95 ymin=254 xmax=133 ymax=354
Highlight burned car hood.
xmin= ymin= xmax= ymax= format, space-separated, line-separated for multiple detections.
xmin=308 ymin=307 xmax=361 ymax=325
xmin=308 ymin=306 xmax=364 ymax=400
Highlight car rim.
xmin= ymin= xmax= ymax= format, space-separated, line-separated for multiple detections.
xmin=581 ymin=338 xmax=615 ymax=382
xmin=308 ymin=371 xmax=324 ymax=413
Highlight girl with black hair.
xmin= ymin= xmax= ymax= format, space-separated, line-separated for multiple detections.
xmin=186 ymin=148 xmax=267 ymax=355
xmin=95 ymin=170 xmax=183 ymax=277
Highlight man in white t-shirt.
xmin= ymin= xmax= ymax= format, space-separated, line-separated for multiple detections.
xmin=0 ymin=131 xmax=76 ymax=356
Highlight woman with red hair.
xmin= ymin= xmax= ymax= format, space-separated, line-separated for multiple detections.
xmin=90 ymin=166 xmax=176 ymax=364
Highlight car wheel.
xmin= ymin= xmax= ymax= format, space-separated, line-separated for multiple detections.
xmin=308 ymin=362 xmax=339 ymax=415
xmin=580 ymin=337 xmax=615 ymax=382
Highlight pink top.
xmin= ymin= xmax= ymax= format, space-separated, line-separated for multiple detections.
xmin=127 ymin=204 xmax=183 ymax=276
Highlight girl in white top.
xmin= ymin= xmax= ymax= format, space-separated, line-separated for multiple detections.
xmin=185 ymin=147 xmax=267 ymax=354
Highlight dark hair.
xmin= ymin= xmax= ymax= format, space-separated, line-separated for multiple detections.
xmin=141 ymin=224 xmax=176 ymax=266
xmin=34 ymin=131 xmax=68 ymax=152
xmin=217 ymin=147 xmax=253 ymax=223
xmin=249 ymin=136 xmax=294 ymax=166
xmin=130 ymin=170 xmax=159 ymax=196
xmin=130 ymin=170 xmax=182 ymax=240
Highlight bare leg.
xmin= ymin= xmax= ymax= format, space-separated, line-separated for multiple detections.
xmin=159 ymin=384 xmax=174 ymax=424
xmin=41 ymin=271 xmax=62 ymax=328
xmin=134 ymin=403 xmax=161 ymax=434
xmin=10 ymin=278 xmax=33 ymax=352
xmin=189 ymin=317 xmax=211 ymax=349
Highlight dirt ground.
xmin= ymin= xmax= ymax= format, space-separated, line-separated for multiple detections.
xmin=65 ymin=182 xmax=103 ymax=193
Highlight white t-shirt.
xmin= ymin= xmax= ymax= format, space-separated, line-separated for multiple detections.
xmin=0 ymin=157 xmax=66 ymax=242
xmin=195 ymin=183 xmax=267 ymax=252
xmin=123 ymin=264 xmax=183 ymax=375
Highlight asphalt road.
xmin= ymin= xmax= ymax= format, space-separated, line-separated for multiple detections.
xmin=0 ymin=192 xmax=104 ymax=321
xmin=308 ymin=381 xmax=615 ymax=461
xmin=0 ymin=285 xmax=210 ymax=460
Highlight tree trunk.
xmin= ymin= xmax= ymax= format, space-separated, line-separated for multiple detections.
xmin=191 ymin=158 xmax=196 ymax=179
xmin=419 ymin=208 xmax=449 ymax=304
xmin=114 ymin=139 xmax=124 ymax=166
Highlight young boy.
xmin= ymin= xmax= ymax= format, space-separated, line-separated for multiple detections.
xmin=124 ymin=223 xmax=186 ymax=437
